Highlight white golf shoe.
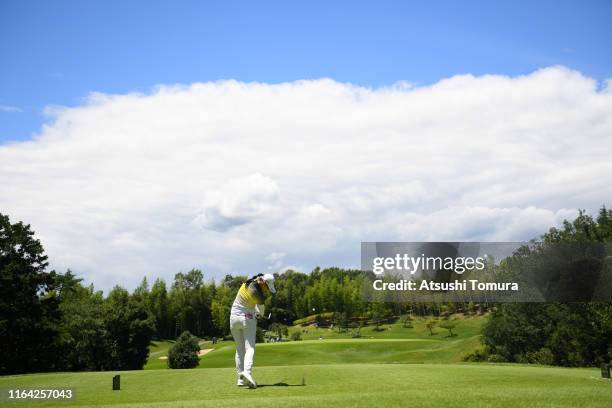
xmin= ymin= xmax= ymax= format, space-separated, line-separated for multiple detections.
xmin=237 ymin=377 xmax=246 ymax=386
xmin=239 ymin=371 xmax=257 ymax=389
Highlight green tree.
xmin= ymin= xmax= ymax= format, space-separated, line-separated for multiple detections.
xmin=0 ymin=213 xmax=63 ymax=374
xmin=269 ymin=322 xmax=288 ymax=340
xmin=370 ymin=302 xmax=387 ymax=331
xmin=481 ymin=206 xmax=612 ymax=366
xmin=170 ymin=271 xmax=223 ymax=338
xmin=402 ymin=314 xmax=413 ymax=328
xmin=335 ymin=312 xmax=348 ymax=333
xmin=256 ymin=327 xmax=265 ymax=343
xmin=211 ymin=284 xmax=233 ymax=336
xmin=168 ymin=331 xmax=200 ymax=369
xmin=150 ymin=278 xmax=172 ymax=338
xmin=425 ymin=319 xmax=437 ymax=336
xmin=104 ymin=286 xmax=155 ymax=370
xmin=57 ymin=278 xmax=110 ymax=371
xmin=439 ymin=321 xmax=457 ymax=337
xmin=133 ymin=276 xmax=150 ymax=303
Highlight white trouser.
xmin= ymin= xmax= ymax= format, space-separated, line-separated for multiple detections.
xmin=230 ymin=314 xmax=257 ymax=378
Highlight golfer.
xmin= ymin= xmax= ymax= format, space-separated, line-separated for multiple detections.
xmin=230 ymin=273 xmax=276 ymax=388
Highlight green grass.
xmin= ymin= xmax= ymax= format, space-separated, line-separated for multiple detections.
xmin=145 ymin=338 xmax=231 ymax=370
xmin=4 ymin=316 xmax=609 ymax=407
xmin=146 ymin=316 xmax=486 ymax=370
xmin=197 ymin=337 xmax=483 ymax=368
xmin=290 ymin=314 xmax=485 ymax=340
xmin=1 ymin=364 xmax=609 ymax=408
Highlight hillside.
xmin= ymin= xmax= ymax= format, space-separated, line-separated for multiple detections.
xmin=145 ymin=315 xmax=486 ymax=370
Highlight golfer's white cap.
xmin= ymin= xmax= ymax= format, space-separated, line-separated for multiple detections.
xmin=262 ymin=273 xmax=276 ymax=293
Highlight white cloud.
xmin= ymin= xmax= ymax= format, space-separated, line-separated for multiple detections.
xmin=266 ymin=252 xmax=285 ymax=270
xmin=1 ymin=66 xmax=611 ymax=291
xmin=196 ymin=173 xmax=280 ymax=231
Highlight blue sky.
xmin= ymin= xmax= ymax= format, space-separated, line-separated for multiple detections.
xmin=1 ymin=1 xmax=612 ymax=289
xmin=1 ymin=0 xmax=611 ymax=143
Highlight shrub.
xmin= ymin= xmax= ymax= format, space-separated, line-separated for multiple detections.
xmin=269 ymin=323 xmax=289 ymax=340
xmin=526 ymin=347 xmax=555 ymax=365
xmin=463 ymin=348 xmax=489 ymax=362
xmin=290 ymin=331 xmax=302 ymax=341
xmin=514 ymin=353 xmax=529 ymax=364
xmin=487 ymin=354 xmax=507 ymax=363
xmin=372 ymin=311 xmax=383 ymax=331
xmin=168 ymin=331 xmax=200 ymax=369
xmin=256 ymin=327 xmax=265 ymax=343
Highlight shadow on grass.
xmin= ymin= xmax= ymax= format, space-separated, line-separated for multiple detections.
xmin=250 ymin=382 xmax=306 ymax=388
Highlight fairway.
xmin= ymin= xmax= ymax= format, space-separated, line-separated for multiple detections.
xmin=145 ymin=316 xmax=485 ymax=370
xmin=1 ymin=363 xmax=609 ymax=408
xmin=193 ymin=337 xmax=482 ymax=369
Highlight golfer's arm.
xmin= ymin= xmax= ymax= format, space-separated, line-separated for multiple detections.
xmin=255 ymin=304 xmax=265 ymax=317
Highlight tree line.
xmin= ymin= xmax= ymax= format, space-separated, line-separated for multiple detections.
xmin=1 ymin=207 xmax=611 ymax=374
xmin=0 ymin=211 xmax=404 ymax=374
xmin=474 ymin=207 xmax=612 ymax=366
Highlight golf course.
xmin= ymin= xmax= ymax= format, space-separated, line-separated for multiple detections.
xmin=1 ymin=316 xmax=610 ymax=407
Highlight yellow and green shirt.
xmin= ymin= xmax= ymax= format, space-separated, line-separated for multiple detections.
xmin=230 ymin=280 xmax=266 ymax=317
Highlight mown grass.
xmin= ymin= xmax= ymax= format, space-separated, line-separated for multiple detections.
xmin=146 ymin=315 xmax=486 ymax=370
xmin=3 ymin=317 xmax=610 ymax=408
xmin=1 ymin=363 xmax=609 ymax=408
